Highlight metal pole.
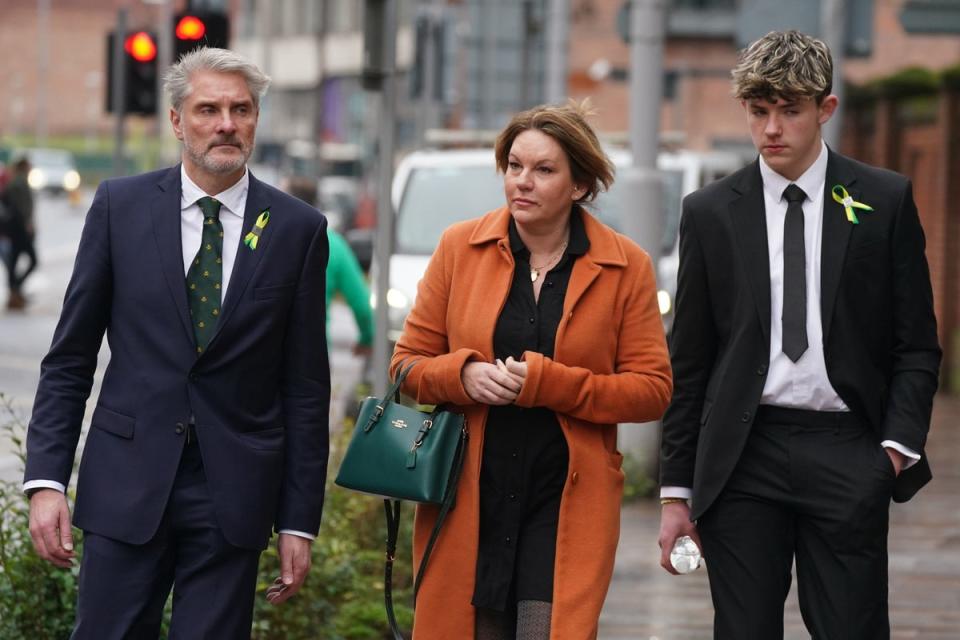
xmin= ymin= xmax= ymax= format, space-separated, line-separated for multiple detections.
xmin=36 ymin=0 xmax=51 ymax=145
xmin=544 ymin=0 xmax=569 ymax=104
xmin=157 ymin=0 xmax=175 ymax=167
xmin=619 ymin=0 xmax=667 ymax=466
xmin=112 ymin=8 xmax=128 ymax=177
xmin=371 ymin=1 xmax=399 ymax=396
xmin=820 ymin=0 xmax=846 ymax=149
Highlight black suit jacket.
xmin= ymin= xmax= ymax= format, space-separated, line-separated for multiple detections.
xmin=25 ymin=166 xmax=331 ymax=549
xmin=660 ymin=149 xmax=941 ymax=520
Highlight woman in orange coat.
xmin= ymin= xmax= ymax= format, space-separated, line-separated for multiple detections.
xmin=391 ymin=102 xmax=672 ymax=639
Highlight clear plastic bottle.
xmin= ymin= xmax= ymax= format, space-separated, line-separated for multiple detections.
xmin=670 ymin=535 xmax=702 ymax=574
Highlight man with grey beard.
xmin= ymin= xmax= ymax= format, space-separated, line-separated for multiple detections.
xmin=23 ymin=47 xmax=331 ymax=638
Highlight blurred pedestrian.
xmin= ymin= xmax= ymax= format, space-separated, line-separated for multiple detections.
xmin=1 ymin=157 xmax=38 ymax=310
xmin=23 ymin=47 xmax=331 ymax=639
xmin=287 ymin=175 xmax=374 ymax=356
xmin=391 ymin=101 xmax=672 ymax=639
xmin=659 ymin=30 xmax=941 ymax=639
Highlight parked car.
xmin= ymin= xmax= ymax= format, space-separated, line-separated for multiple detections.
xmin=379 ymin=146 xmax=746 ymax=342
xmin=20 ymin=147 xmax=82 ymax=195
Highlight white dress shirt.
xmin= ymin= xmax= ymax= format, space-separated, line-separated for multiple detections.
xmin=25 ymin=166 xmax=314 ymax=540
xmin=661 ymin=142 xmax=916 ymax=500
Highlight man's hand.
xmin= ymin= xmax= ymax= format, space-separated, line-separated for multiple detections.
xmin=28 ymin=489 xmax=75 ymax=568
xmin=266 ymin=533 xmax=312 ymax=605
xmin=885 ymin=447 xmax=905 ymax=477
xmin=658 ymin=501 xmax=701 ymax=575
xmin=461 ymin=361 xmax=522 ymax=405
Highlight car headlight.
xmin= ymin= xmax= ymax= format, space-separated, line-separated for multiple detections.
xmin=657 ymin=289 xmax=672 ymax=315
xmin=27 ymin=168 xmax=46 ymax=189
xmin=386 ymin=288 xmax=409 ymax=310
xmin=63 ymin=170 xmax=81 ymax=191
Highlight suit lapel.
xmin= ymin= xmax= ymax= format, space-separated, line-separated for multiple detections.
xmin=820 ymin=149 xmax=856 ymax=342
xmin=210 ymin=173 xmax=273 ymax=345
xmin=150 ymin=166 xmax=196 ymax=345
xmin=729 ymin=161 xmax=772 ymax=345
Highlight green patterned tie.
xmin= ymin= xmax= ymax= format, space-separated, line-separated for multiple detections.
xmin=187 ymin=196 xmax=223 ymax=354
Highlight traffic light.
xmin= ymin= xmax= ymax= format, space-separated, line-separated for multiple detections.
xmin=174 ymin=12 xmax=229 ymax=59
xmin=106 ymin=30 xmax=158 ymax=115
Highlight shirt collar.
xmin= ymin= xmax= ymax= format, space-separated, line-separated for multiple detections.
xmin=508 ymin=205 xmax=591 ymax=256
xmin=180 ymin=165 xmax=248 ymax=219
xmin=758 ymin=140 xmax=828 ymax=205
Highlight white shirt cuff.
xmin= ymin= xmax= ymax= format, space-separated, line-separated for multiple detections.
xmin=23 ymin=480 xmax=66 ymax=495
xmin=881 ymin=440 xmax=921 ymax=470
xmin=659 ymin=486 xmax=692 ymax=500
xmin=278 ymin=529 xmax=316 ymax=541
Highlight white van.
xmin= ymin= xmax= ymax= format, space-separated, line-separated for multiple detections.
xmin=381 ymin=146 xmax=746 ymax=341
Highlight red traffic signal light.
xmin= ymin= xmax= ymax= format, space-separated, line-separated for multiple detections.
xmin=124 ymin=31 xmax=157 ymax=63
xmin=175 ymin=15 xmax=206 ymax=41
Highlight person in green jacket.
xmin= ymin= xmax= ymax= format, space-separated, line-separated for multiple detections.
xmin=287 ymin=176 xmax=374 ymax=355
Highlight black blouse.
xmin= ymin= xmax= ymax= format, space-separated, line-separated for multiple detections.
xmin=471 ymin=209 xmax=589 ymax=612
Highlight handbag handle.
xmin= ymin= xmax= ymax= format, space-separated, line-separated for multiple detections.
xmin=363 ymin=361 xmax=417 ymax=433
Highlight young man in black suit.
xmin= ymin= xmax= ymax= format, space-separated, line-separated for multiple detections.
xmin=658 ymin=30 xmax=940 ymax=639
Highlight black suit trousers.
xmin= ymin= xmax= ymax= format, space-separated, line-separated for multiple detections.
xmin=72 ymin=438 xmax=262 ymax=640
xmin=697 ymin=407 xmax=894 ymax=640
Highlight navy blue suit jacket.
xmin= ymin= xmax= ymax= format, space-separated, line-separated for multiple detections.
xmin=25 ymin=166 xmax=331 ymax=549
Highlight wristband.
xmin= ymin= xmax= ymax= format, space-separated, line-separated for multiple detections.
xmin=660 ymin=497 xmax=687 ymax=506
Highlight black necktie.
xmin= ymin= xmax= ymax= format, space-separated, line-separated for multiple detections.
xmin=782 ymin=184 xmax=808 ymax=362
xmin=187 ymin=196 xmax=223 ymax=354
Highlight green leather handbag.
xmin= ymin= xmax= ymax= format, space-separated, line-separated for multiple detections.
xmin=335 ymin=363 xmax=466 ymax=504
xmin=334 ymin=362 xmax=468 ymax=640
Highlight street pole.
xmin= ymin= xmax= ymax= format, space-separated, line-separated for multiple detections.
xmin=157 ymin=0 xmax=175 ymax=167
xmin=112 ymin=8 xmax=128 ymax=177
xmin=821 ymin=0 xmax=846 ymax=148
xmin=619 ymin=0 xmax=667 ymax=465
xmin=36 ymin=0 xmax=51 ymax=146
xmin=369 ymin=1 xmax=399 ymax=396
xmin=544 ymin=0 xmax=569 ymax=104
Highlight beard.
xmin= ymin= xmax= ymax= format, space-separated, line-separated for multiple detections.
xmin=182 ymin=133 xmax=253 ymax=175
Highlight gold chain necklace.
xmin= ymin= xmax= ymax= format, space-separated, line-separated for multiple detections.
xmin=529 ymin=241 xmax=568 ymax=282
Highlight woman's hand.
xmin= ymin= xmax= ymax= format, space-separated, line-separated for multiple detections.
xmin=462 ymin=361 xmax=522 ymax=405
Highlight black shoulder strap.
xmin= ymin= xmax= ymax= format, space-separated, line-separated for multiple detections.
xmin=382 ymin=423 xmax=469 ymax=640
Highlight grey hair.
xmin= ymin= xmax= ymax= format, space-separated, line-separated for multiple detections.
xmin=163 ymin=47 xmax=271 ymax=113
xmin=731 ymin=30 xmax=833 ymax=103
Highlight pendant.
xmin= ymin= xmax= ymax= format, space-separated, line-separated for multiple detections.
xmin=530 ymin=268 xmax=539 ymax=282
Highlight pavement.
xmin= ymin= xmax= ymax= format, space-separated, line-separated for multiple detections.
xmin=599 ymin=394 xmax=960 ymax=639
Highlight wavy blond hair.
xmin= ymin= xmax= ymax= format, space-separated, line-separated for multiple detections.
xmin=731 ymin=30 xmax=833 ymax=103
xmin=494 ymin=99 xmax=615 ymax=204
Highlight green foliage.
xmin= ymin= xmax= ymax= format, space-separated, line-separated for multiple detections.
xmin=251 ymin=419 xmax=415 ymax=639
xmin=0 ymin=395 xmax=81 ymax=640
xmin=0 ymin=391 xmax=415 ymax=639
xmin=621 ymin=450 xmax=656 ymax=502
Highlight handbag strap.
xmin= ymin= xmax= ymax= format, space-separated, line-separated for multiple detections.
xmin=365 ymin=362 xmax=417 ymax=433
xmin=382 ymin=423 xmax=469 ymax=639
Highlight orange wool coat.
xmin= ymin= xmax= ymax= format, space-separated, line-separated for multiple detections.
xmin=391 ymin=206 xmax=673 ymax=639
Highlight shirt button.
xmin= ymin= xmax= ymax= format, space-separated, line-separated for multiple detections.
xmin=508 ymin=493 xmax=517 ymax=501
xmin=511 ymin=451 xmax=519 ymax=459
xmin=529 ymin=317 xmax=535 ymax=324
xmin=546 ymin=281 xmax=553 ymax=287
xmin=741 ymin=411 xmax=751 ymax=422
xmin=757 ymin=364 xmax=768 ymax=375
xmin=175 ymin=422 xmax=185 ymax=435
xmin=505 ymin=536 xmax=512 ymax=544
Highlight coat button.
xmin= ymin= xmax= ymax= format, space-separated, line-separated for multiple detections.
xmin=175 ymin=422 xmax=185 ymax=435
xmin=571 ymin=471 xmax=579 ymax=485
xmin=756 ymin=364 xmax=767 ymax=375
xmin=741 ymin=411 xmax=751 ymax=422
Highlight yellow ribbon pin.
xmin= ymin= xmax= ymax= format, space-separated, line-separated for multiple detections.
xmin=244 ymin=210 xmax=270 ymax=250
xmin=831 ymin=185 xmax=873 ymax=225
